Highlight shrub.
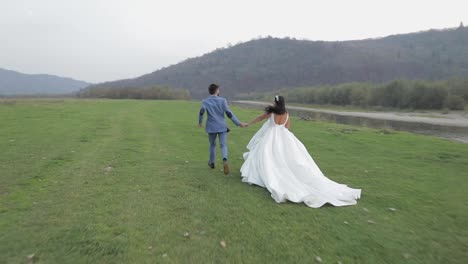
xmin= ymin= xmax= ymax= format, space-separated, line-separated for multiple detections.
xmin=444 ymin=95 xmax=465 ymax=110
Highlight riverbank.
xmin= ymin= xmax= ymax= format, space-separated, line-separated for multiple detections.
xmin=233 ymin=101 xmax=468 ymax=143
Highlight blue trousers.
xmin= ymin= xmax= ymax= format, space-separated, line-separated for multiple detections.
xmin=208 ymin=132 xmax=228 ymax=164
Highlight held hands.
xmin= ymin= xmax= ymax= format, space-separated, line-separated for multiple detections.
xmin=199 ymin=123 xmax=248 ymax=128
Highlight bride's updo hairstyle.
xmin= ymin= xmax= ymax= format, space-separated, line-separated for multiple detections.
xmin=265 ymin=95 xmax=286 ymax=114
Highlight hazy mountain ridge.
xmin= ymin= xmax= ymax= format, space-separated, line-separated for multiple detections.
xmin=87 ymin=26 xmax=468 ymax=98
xmin=0 ymin=68 xmax=90 ymax=95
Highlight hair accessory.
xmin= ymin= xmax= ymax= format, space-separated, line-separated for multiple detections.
xmin=275 ymin=95 xmax=279 ymax=102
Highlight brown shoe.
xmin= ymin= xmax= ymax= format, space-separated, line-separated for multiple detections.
xmin=223 ymin=162 xmax=230 ymax=175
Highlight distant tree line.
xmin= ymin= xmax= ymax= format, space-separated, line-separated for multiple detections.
xmin=253 ymin=78 xmax=468 ymax=110
xmin=77 ymin=86 xmax=190 ymax=100
xmin=89 ymin=27 xmax=468 ymax=99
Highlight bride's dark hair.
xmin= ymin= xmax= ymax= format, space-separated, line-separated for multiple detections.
xmin=265 ymin=95 xmax=286 ymax=114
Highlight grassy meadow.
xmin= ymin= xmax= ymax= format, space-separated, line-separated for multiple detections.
xmin=1 ymin=99 xmax=467 ymax=263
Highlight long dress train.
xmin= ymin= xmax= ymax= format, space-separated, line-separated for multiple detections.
xmin=240 ymin=114 xmax=361 ymax=208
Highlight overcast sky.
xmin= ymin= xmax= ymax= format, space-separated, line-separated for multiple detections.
xmin=1 ymin=0 xmax=467 ymax=83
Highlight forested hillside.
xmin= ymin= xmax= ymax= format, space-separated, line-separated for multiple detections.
xmin=85 ymin=26 xmax=468 ymax=99
xmin=0 ymin=68 xmax=90 ymax=95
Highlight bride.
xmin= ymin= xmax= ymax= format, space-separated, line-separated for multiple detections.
xmin=240 ymin=96 xmax=361 ymax=208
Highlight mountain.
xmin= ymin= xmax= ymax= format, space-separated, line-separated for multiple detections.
xmin=87 ymin=26 xmax=468 ymax=98
xmin=0 ymin=68 xmax=90 ymax=95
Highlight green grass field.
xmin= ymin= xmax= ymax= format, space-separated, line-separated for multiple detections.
xmin=1 ymin=99 xmax=467 ymax=263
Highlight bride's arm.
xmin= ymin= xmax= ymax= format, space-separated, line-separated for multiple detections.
xmin=285 ymin=117 xmax=291 ymax=129
xmin=247 ymin=113 xmax=271 ymax=126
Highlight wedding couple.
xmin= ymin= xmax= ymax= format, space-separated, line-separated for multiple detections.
xmin=198 ymin=83 xmax=361 ymax=208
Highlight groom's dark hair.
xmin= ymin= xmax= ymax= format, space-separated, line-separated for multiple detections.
xmin=208 ymin=83 xmax=219 ymax=95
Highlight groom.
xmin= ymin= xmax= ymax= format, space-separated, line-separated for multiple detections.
xmin=198 ymin=83 xmax=247 ymax=175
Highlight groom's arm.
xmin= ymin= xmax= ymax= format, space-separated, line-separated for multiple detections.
xmin=198 ymin=105 xmax=205 ymax=127
xmin=223 ymin=99 xmax=241 ymax=126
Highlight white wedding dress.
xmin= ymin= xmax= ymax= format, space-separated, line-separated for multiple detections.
xmin=240 ymin=113 xmax=361 ymax=208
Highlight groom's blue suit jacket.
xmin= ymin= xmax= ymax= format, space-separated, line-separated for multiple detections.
xmin=199 ymin=95 xmax=241 ymax=133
